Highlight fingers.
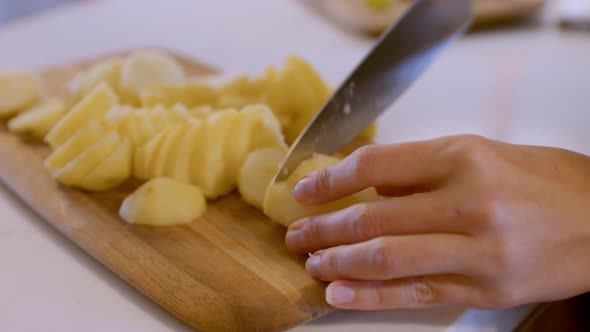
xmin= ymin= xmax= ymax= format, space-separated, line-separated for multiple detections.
xmin=286 ymin=193 xmax=468 ymax=254
xmin=292 ymin=140 xmax=452 ymax=204
xmin=325 ymin=276 xmax=474 ymax=310
xmin=305 ymin=235 xmax=480 ymax=282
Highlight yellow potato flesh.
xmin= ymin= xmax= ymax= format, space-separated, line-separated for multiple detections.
xmin=120 ymin=51 xmax=185 ymax=105
xmin=238 ymin=148 xmax=286 ymax=210
xmin=45 ymin=121 xmax=108 ymax=170
xmin=263 ymin=154 xmax=380 ymax=227
xmin=79 ymin=138 xmax=132 ymax=191
xmin=133 ymin=128 xmax=168 ymax=180
xmin=45 ymin=83 xmax=118 ymax=148
xmin=151 ymin=124 xmax=185 ymax=178
xmin=69 ymin=58 xmax=123 ymax=100
xmin=53 ymin=131 xmax=121 ymax=187
xmin=7 ymin=98 xmax=67 ymax=139
xmin=169 ymin=122 xmax=203 ymax=184
xmin=198 ymin=110 xmax=239 ymax=199
xmin=119 ymin=178 xmax=206 ymax=226
xmin=0 ymin=72 xmax=40 ymax=118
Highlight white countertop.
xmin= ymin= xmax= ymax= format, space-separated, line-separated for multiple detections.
xmin=2 ymin=0 xmax=589 ymax=331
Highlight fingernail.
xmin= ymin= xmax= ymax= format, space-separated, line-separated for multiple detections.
xmin=326 ymin=285 xmax=356 ymax=305
xmin=306 ymin=254 xmax=320 ymax=277
xmin=292 ymin=176 xmax=313 ymax=199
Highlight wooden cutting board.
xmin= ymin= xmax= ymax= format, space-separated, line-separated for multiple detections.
xmin=0 ymin=51 xmax=336 ymax=332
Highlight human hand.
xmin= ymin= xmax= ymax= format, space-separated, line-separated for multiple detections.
xmin=286 ymin=135 xmax=590 ymax=310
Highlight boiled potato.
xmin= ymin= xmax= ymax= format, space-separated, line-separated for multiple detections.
xmin=120 ymin=50 xmax=185 ymax=105
xmin=133 ymin=128 xmax=168 ymax=180
xmin=79 ymin=138 xmax=132 ymax=191
xmin=140 ymin=82 xmax=217 ymax=108
xmin=263 ymin=154 xmax=380 ymax=227
xmin=168 ymin=121 xmax=203 ymax=184
xmin=7 ymin=98 xmax=67 ymax=139
xmin=45 ymin=83 xmax=118 ymax=148
xmin=119 ymin=178 xmax=206 ymax=226
xmin=196 ymin=110 xmax=239 ymax=199
xmin=53 ymin=131 xmax=121 ymax=187
xmin=188 ymin=105 xmax=213 ymax=119
xmin=45 ymin=120 xmax=108 ymax=170
xmin=151 ymin=124 xmax=185 ymax=178
xmin=238 ymin=148 xmax=286 ymax=210
xmin=0 ymin=72 xmax=41 ymax=118
xmin=69 ymin=58 xmax=123 ymax=100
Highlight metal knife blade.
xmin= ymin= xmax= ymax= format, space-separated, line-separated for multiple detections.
xmin=274 ymin=0 xmax=473 ymax=182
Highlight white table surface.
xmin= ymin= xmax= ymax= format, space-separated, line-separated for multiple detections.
xmin=2 ymin=0 xmax=589 ymax=331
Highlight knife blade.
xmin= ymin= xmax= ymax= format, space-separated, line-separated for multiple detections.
xmin=274 ymin=0 xmax=473 ymax=183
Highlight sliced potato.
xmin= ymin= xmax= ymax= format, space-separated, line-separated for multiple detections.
xmin=45 ymin=120 xmax=108 ymax=170
xmin=238 ymin=148 xmax=286 ymax=210
xmin=188 ymin=105 xmax=213 ymax=119
xmin=79 ymin=138 xmax=132 ymax=191
xmin=196 ymin=110 xmax=238 ymax=199
xmin=119 ymin=178 xmax=206 ymax=226
xmin=7 ymin=98 xmax=67 ymax=139
xmin=168 ymin=122 xmax=203 ymax=183
xmin=133 ymin=128 xmax=168 ymax=180
xmin=151 ymin=124 xmax=185 ymax=178
xmin=45 ymin=83 xmax=118 ymax=148
xmin=53 ymin=131 xmax=121 ymax=187
xmin=120 ymin=50 xmax=185 ymax=105
xmin=263 ymin=154 xmax=380 ymax=227
xmin=0 ymin=71 xmax=41 ymax=118
xmin=140 ymin=82 xmax=217 ymax=108
xmin=69 ymin=58 xmax=123 ymax=100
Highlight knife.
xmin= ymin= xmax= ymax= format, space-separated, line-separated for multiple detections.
xmin=273 ymin=0 xmax=473 ymax=183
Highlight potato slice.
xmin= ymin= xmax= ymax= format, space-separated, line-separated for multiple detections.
xmin=140 ymin=82 xmax=217 ymax=108
xmin=53 ymin=131 xmax=121 ymax=187
xmin=194 ymin=110 xmax=238 ymax=199
xmin=119 ymin=178 xmax=207 ymax=226
xmin=224 ymin=104 xmax=287 ymax=185
xmin=120 ymin=51 xmax=185 ymax=105
xmin=79 ymin=138 xmax=132 ymax=191
xmin=45 ymin=83 xmax=118 ymax=148
xmin=45 ymin=120 xmax=108 ymax=170
xmin=238 ymin=148 xmax=286 ymax=210
xmin=7 ymin=98 xmax=67 ymax=139
xmin=0 ymin=71 xmax=41 ymax=118
xmin=69 ymin=58 xmax=123 ymax=100
xmin=151 ymin=124 xmax=185 ymax=178
xmin=168 ymin=121 xmax=203 ymax=184
xmin=263 ymin=154 xmax=380 ymax=227
xmin=133 ymin=128 xmax=168 ymax=180
xmin=188 ymin=105 xmax=213 ymax=119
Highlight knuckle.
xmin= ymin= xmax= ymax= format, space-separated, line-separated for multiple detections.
xmin=312 ymin=167 xmax=333 ymax=194
xmin=303 ymin=218 xmax=323 ymax=241
xmin=352 ymin=204 xmax=382 ymax=240
xmin=445 ymin=134 xmax=492 ymax=169
xmin=351 ymin=146 xmax=377 ymax=180
xmin=371 ymin=239 xmax=397 ymax=277
xmin=407 ymin=277 xmax=438 ymax=306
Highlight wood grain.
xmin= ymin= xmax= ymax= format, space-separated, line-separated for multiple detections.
xmin=0 ymin=50 xmax=335 ymax=332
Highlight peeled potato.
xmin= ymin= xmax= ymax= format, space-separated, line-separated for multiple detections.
xmin=7 ymin=98 xmax=67 ymax=139
xmin=45 ymin=83 xmax=118 ymax=148
xmin=133 ymin=128 xmax=168 ymax=180
xmin=263 ymin=154 xmax=380 ymax=227
xmin=79 ymin=138 xmax=132 ymax=191
xmin=53 ymin=131 xmax=121 ymax=187
xmin=69 ymin=58 xmax=123 ymax=100
xmin=119 ymin=178 xmax=206 ymax=226
xmin=0 ymin=72 xmax=41 ymax=118
xmin=120 ymin=51 xmax=185 ymax=105
xmin=197 ymin=110 xmax=239 ymax=199
xmin=45 ymin=120 xmax=108 ymax=170
xmin=238 ymin=148 xmax=286 ymax=210
xmin=168 ymin=121 xmax=203 ymax=184
xmin=151 ymin=124 xmax=185 ymax=178
xmin=140 ymin=82 xmax=217 ymax=108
